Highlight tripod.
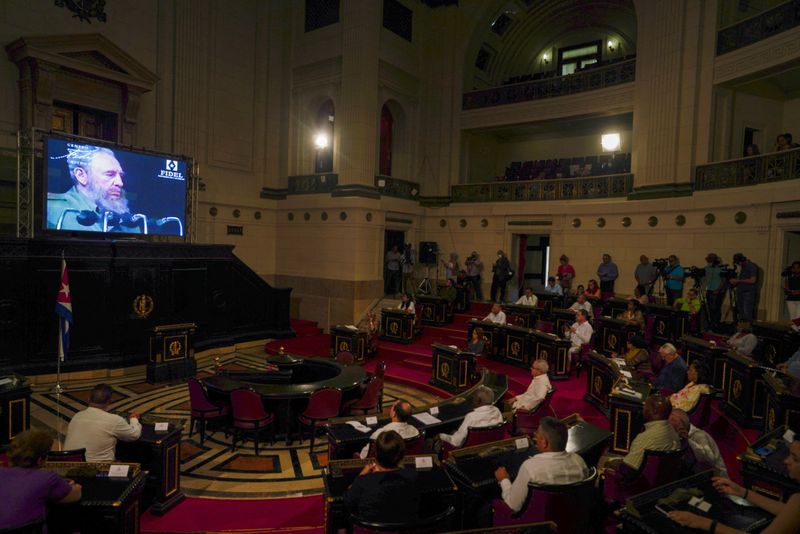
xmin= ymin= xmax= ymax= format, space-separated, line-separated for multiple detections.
xmin=689 ymin=277 xmax=712 ymax=330
xmin=417 ymin=263 xmax=436 ymax=295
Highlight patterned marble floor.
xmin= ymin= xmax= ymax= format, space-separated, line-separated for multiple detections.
xmin=29 ymin=346 xmax=441 ymax=499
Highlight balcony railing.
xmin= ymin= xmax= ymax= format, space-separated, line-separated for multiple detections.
xmin=375 ymin=175 xmax=419 ymax=200
xmin=287 ymin=173 xmax=338 ymax=194
xmin=695 ymin=148 xmax=800 ymax=191
xmin=451 ymin=173 xmax=634 ymax=203
xmin=462 ymin=59 xmax=635 ymax=111
xmin=717 ymin=0 xmax=800 ymax=55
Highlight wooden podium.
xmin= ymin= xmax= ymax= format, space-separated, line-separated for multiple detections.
xmin=722 ymin=350 xmax=766 ymax=429
xmin=682 ymin=336 xmax=728 ymax=391
xmin=753 ymin=322 xmax=800 ymax=367
xmin=431 ymin=344 xmax=475 ymax=392
xmin=380 ymin=308 xmax=415 ymax=344
xmin=416 ymin=295 xmax=453 ymax=325
xmin=147 ymin=323 xmax=197 ymax=384
xmin=0 ymin=374 xmax=30 ymax=449
xmin=503 ymin=304 xmax=537 ymax=328
xmin=597 ymin=316 xmax=639 ymax=356
xmin=763 ymin=372 xmax=800 ymax=434
xmin=329 ymin=325 xmax=371 ymax=361
xmin=641 ymin=303 xmax=689 ymax=345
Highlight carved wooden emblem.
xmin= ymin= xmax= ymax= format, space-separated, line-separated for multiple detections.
xmin=133 ymin=294 xmax=154 ymax=318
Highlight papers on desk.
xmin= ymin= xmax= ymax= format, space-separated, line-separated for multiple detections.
xmin=620 ymin=370 xmax=633 ymax=378
xmin=412 ymin=412 xmax=442 ymax=425
xmin=0 ymin=377 xmax=12 ymax=386
xmin=449 ymin=345 xmax=458 ymax=350
xmin=346 ymin=421 xmax=373 ymax=433
xmin=345 ymin=324 xmax=358 ymax=330
xmin=784 ymin=429 xmax=796 ymax=443
xmin=612 ymin=358 xmax=627 ymax=365
xmin=616 ymin=387 xmax=643 ymax=400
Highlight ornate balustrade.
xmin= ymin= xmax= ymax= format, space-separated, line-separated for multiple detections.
xmin=695 ymin=148 xmax=800 ymax=191
xmin=451 ymin=173 xmax=633 ymax=203
xmin=287 ymin=173 xmax=338 ymax=194
xmin=717 ymin=0 xmax=800 ymax=55
xmin=462 ymin=59 xmax=635 ymax=110
xmin=374 ymin=175 xmax=420 ymax=200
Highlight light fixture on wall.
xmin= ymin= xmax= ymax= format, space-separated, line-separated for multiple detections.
xmin=607 ymin=40 xmax=616 ymax=52
xmin=542 ymin=52 xmax=550 ymax=64
xmin=313 ymin=132 xmax=329 ymax=150
xmin=601 ymin=133 xmax=621 ymax=152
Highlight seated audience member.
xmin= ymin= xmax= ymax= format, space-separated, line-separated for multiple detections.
xmin=398 ymin=292 xmax=415 ymax=314
xmin=727 ymin=321 xmax=757 ymax=356
xmin=515 ymin=287 xmax=538 ymax=306
xmin=633 ymin=286 xmax=649 ymax=305
xmin=670 ymin=362 xmax=712 ymax=412
xmin=345 ymin=430 xmax=419 ymax=523
xmin=613 ymin=335 xmax=650 ymax=371
xmin=64 ymin=383 xmax=141 ymax=462
xmin=667 ymin=436 xmax=800 ymax=532
xmin=607 ymin=395 xmax=680 ymax=471
xmin=569 ymin=293 xmax=593 ymax=316
xmin=585 ymin=279 xmax=602 ymax=298
xmin=778 ymin=346 xmax=800 ymax=379
xmin=439 ymin=385 xmax=503 ymax=448
xmin=674 ymin=288 xmax=701 ymax=316
xmin=617 ymin=299 xmax=645 ymax=331
xmin=494 ymin=417 xmax=589 ymax=512
xmin=668 ymin=409 xmax=728 ymax=477
xmin=563 ymin=310 xmax=593 ymax=365
xmin=574 ymin=284 xmax=586 ymax=297
xmin=508 ymin=359 xmax=552 ymax=411
xmin=467 ymin=327 xmax=486 ymax=355
xmin=438 ymin=279 xmax=457 ymax=302
xmin=744 ymin=143 xmax=760 ymax=157
xmin=0 ymin=430 xmax=82 ymax=530
xmin=543 ymin=276 xmax=563 ymax=296
xmin=654 ymin=343 xmax=687 ymax=393
xmin=360 ymin=400 xmax=419 ymax=459
xmin=556 ymin=255 xmax=575 ymax=293
xmin=483 ymin=303 xmax=507 ymax=325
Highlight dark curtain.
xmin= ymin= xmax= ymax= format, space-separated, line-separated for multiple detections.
xmin=517 ymin=235 xmax=527 ymax=293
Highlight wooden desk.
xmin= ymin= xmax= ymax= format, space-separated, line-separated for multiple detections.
xmin=380 ymin=308 xmax=415 ymax=344
xmin=681 ymin=336 xmax=728 ymax=391
xmin=641 ymin=303 xmax=689 ymax=345
xmin=583 ymin=351 xmax=621 ymax=414
xmin=503 ymin=304 xmax=537 ymax=328
xmin=322 ymin=455 xmax=457 ymax=534
xmin=467 ymin=319 xmax=503 ymax=359
xmin=529 ymin=329 xmax=571 ymax=379
xmin=739 ymin=426 xmax=800 ymax=502
xmin=116 ymin=422 xmax=183 ymax=515
xmin=551 ymin=308 xmax=576 ymax=335
xmin=753 ymin=321 xmax=800 ymax=366
xmin=454 ymin=281 xmax=470 ymax=312
xmin=330 ymin=325 xmax=371 ymax=361
xmin=499 ymin=324 xmax=534 ymax=367
xmin=533 ymin=291 xmax=562 ymax=318
xmin=431 ymin=344 xmax=476 ymax=392
xmin=721 ymin=351 xmax=766 ymax=429
xmin=0 ymin=374 xmax=30 ymax=449
xmin=417 ymin=295 xmax=453 ymax=326
xmin=597 ymin=316 xmax=639 ymax=355
xmin=147 ymin=323 xmax=197 ymax=384
xmin=763 ymin=372 xmax=800 ymax=434
xmin=603 ymin=298 xmax=631 ymax=318
xmin=609 ymin=382 xmax=651 ymax=453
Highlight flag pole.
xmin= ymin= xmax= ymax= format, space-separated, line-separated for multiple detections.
xmin=54 ymin=251 xmax=66 ymax=447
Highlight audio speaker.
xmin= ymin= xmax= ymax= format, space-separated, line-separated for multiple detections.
xmin=419 ymin=241 xmax=438 ymax=264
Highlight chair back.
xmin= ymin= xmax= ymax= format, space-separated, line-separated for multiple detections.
xmin=231 ymin=388 xmax=268 ymax=421
xmin=187 ymin=378 xmax=219 ymax=412
xmin=687 ymin=390 xmax=714 ymax=428
xmin=463 ymin=421 xmax=509 ymax=448
xmin=644 ymin=315 xmax=656 ymax=344
xmin=46 ymin=448 xmax=86 ymax=462
xmin=514 ymin=388 xmax=556 ymax=436
xmin=640 ymin=446 xmax=686 ymax=488
xmin=365 ymin=432 xmax=426 ymax=458
xmin=649 ymin=349 xmax=664 ymax=374
xmin=352 ymin=505 xmax=455 ymax=534
xmin=303 ymin=387 xmax=342 ymax=419
xmin=349 ymin=378 xmax=383 ymax=412
xmin=374 ymin=360 xmax=387 ymax=379
xmin=336 ymin=351 xmax=355 ymax=366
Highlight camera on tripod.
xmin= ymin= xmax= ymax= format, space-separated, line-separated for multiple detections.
xmin=719 ymin=264 xmax=737 ymax=279
xmin=652 ymin=258 xmax=669 ymax=274
xmin=685 ymin=266 xmax=706 ymax=279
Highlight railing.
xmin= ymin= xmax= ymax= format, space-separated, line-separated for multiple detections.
xmin=462 ymin=59 xmax=635 ymax=111
xmin=717 ymin=0 xmax=800 ymax=55
xmin=450 ymin=173 xmax=634 ymax=203
xmin=694 ymin=147 xmax=800 ymax=191
xmin=374 ymin=175 xmax=419 ymax=200
xmin=287 ymin=173 xmax=338 ymax=194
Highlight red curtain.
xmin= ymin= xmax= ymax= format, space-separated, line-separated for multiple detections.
xmin=517 ymin=235 xmax=527 ymax=290
xmin=379 ymin=104 xmax=393 ymax=176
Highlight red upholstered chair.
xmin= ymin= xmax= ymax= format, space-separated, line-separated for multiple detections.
xmin=644 ymin=315 xmax=656 ymax=345
xmin=687 ymin=390 xmax=714 ymax=428
xmin=373 ymin=361 xmax=387 ymax=412
xmin=357 ymin=432 xmax=427 ymax=459
xmin=603 ymin=446 xmax=686 ymax=505
xmin=512 ymin=388 xmax=556 ymax=436
xmin=46 ymin=448 xmax=86 ymax=462
xmin=230 ymin=388 xmax=275 ymax=455
xmin=573 ymin=333 xmax=596 ymax=378
xmin=492 ymin=468 xmax=598 ymax=530
xmin=351 ymin=505 xmax=456 ymax=534
xmin=336 ymin=351 xmax=355 ymax=366
xmin=441 ymin=421 xmax=509 ymax=459
xmin=188 ymin=377 xmax=230 ymax=446
xmin=297 ymin=387 xmax=342 ymax=453
xmin=343 ymin=377 xmax=383 ymax=416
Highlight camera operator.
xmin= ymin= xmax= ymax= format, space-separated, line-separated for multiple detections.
xmin=730 ymin=253 xmax=758 ymax=322
xmin=466 ymin=251 xmax=483 ymax=301
xmin=662 ymin=255 xmax=685 ymax=306
xmin=785 ymin=261 xmax=800 ymax=321
xmin=702 ymin=253 xmax=725 ymax=329
xmin=634 ymin=255 xmax=659 ymax=296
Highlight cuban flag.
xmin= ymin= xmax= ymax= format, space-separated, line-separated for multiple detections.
xmin=55 ymin=256 xmax=73 ymax=362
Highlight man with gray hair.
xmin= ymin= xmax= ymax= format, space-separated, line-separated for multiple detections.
xmin=508 ymin=359 xmax=552 ymax=411
xmin=47 ymin=144 xmax=135 ymax=232
xmin=494 ymin=416 xmax=588 ymax=512
xmin=359 ymin=400 xmax=419 ymax=459
xmin=654 ymin=343 xmax=687 ymax=393
xmin=438 ymin=385 xmax=503 ymax=447
xmin=668 ymin=408 xmax=728 ymax=477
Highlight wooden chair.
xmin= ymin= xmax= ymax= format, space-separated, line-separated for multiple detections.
xmin=230 ymin=388 xmax=276 ymax=455
xmin=603 ymin=446 xmax=686 ymax=505
xmin=188 ymin=377 xmax=230 ymax=447
xmin=441 ymin=421 xmax=509 ymax=459
xmin=357 ymin=432 xmax=426 ymax=459
xmin=335 ymin=351 xmax=355 ymax=366
xmin=342 ymin=377 xmax=383 ymax=416
xmin=297 ymin=387 xmax=342 ymax=453
xmin=512 ymin=388 xmax=556 ymax=436
xmin=687 ymin=389 xmax=715 ymax=428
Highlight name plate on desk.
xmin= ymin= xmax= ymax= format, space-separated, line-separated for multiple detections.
xmin=109 ymin=464 xmax=130 ymax=478
xmin=154 ymin=422 xmax=169 ymax=432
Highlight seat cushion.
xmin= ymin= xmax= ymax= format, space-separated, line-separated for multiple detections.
xmin=233 ymin=414 xmax=274 ymax=430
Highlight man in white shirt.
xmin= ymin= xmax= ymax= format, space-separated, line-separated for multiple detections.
xmin=569 ymin=293 xmax=593 ymax=317
xmin=439 ymin=386 xmax=504 ymax=447
xmin=669 ymin=408 xmax=728 ymax=477
xmin=359 ymin=400 xmax=419 ymax=458
xmin=495 ymin=416 xmax=589 ymax=512
xmin=564 ymin=310 xmax=593 ymax=364
xmin=483 ymin=303 xmax=507 ymax=325
xmin=543 ymin=276 xmax=563 ymax=296
xmin=64 ymin=383 xmax=142 ymax=462
xmin=508 ymin=359 xmax=552 ymax=411
xmin=515 ymin=287 xmax=538 ymax=307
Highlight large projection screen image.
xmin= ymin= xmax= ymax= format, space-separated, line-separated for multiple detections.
xmin=45 ymin=137 xmax=188 ymax=237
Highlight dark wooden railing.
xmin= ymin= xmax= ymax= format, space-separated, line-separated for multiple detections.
xmin=287 ymin=173 xmax=338 ymax=194
xmin=717 ymin=0 xmax=800 ymax=55
xmin=451 ymin=173 xmax=634 ymax=203
xmin=374 ymin=175 xmax=419 ymax=200
xmin=462 ymin=59 xmax=635 ymax=110
xmin=695 ymin=147 xmax=800 ymax=191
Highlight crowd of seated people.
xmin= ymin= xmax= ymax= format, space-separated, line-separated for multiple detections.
xmin=496 ymin=152 xmax=632 ymax=182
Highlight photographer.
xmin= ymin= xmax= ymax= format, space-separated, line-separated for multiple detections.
xmin=702 ymin=253 xmax=725 ymax=329
xmin=785 ymin=261 xmax=800 ymax=321
xmin=662 ymin=255 xmax=685 ymax=306
xmin=634 ymin=255 xmax=659 ymax=296
xmin=466 ymin=251 xmax=483 ymax=301
xmin=730 ymin=253 xmax=758 ymax=322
